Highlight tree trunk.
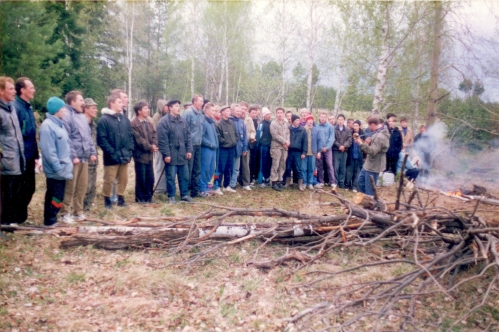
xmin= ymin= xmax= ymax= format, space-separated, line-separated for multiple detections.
xmin=372 ymin=3 xmax=390 ymax=115
xmin=426 ymin=1 xmax=444 ymax=126
xmin=126 ymin=1 xmax=134 ymax=119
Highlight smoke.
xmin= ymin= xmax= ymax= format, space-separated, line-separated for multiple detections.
xmin=412 ymin=121 xmax=499 ymax=193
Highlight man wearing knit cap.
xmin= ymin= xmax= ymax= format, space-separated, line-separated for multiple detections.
xmin=60 ymin=91 xmax=97 ymax=222
xmin=152 ymin=99 xmax=168 ymax=195
xmin=284 ymin=114 xmax=307 ymax=191
xmin=269 ymin=107 xmax=290 ymax=191
xmin=256 ymin=106 xmax=272 ymax=186
xmin=39 ymin=97 xmax=74 ymax=226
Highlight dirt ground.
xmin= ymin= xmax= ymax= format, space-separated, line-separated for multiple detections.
xmin=1 ymin=162 xmax=499 ymax=331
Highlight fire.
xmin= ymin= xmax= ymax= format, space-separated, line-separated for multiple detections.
xmin=445 ymin=189 xmax=463 ymax=197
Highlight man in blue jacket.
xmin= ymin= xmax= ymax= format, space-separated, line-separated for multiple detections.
xmin=12 ymin=77 xmax=39 ymax=224
xmin=315 ymin=112 xmax=335 ymax=189
xmin=199 ymin=103 xmax=219 ymax=197
xmin=228 ymin=103 xmax=248 ymax=191
xmin=182 ymin=94 xmax=205 ymax=198
xmin=39 ymin=97 xmax=74 ymax=226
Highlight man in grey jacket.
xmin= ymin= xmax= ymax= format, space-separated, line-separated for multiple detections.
xmin=60 ymin=91 xmax=97 ymax=222
xmin=182 ymin=94 xmax=204 ymax=198
xmin=0 ymin=77 xmax=25 ymax=231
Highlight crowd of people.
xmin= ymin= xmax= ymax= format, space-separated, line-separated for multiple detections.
xmin=0 ymin=76 xmax=432 ymax=229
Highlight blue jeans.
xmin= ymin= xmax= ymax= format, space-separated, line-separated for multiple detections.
xmin=357 ymin=168 xmax=379 ymax=196
xmin=333 ymin=150 xmax=348 ymax=188
xmin=301 ymin=155 xmax=316 ymax=185
xmin=200 ymin=147 xmax=216 ymax=193
xmin=230 ymin=155 xmax=241 ymax=188
xmin=284 ymin=150 xmax=304 ymax=181
xmin=218 ymin=147 xmax=235 ymax=188
xmin=259 ymin=145 xmax=271 ymax=181
xmin=166 ymin=163 xmax=189 ymax=198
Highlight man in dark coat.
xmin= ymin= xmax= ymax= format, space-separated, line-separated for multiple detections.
xmin=131 ymin=100 xmax=158 ymax=204
xmin=333 ymin=114 xmax=352 ymax=189
xmin=12 ymin=77 xmax=38 ymax=224
xmin=97 ymin=94 xmax=134 ymax=209
xmin=284 ymin=114 xmax=308 ymax=191
xmin=157 ymin=100 xmax=193 ymax=204
xmin=385 ymin=113 xmax=403 ymax=174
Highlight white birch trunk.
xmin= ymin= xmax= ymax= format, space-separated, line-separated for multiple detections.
xmin=333 ymin=63 xmax=344 ymax=115
xmin=372 ymin=4 xmax=390 ymax=116
xmin=126 ymin=1 xmax=134 ymax=120
xmin=426 ymin=1 xmax=444 ymax=126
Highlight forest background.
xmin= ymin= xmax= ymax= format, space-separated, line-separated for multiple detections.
xmin=1 ymin=0 xmax=498 ymax=145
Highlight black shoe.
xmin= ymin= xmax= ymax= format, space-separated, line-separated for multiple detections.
xmin=277 ymin=182 xmax=284 ymax=189
xmin=181 ymin=196 xmax=193 ymax=202
xmin=117 ymin=195 xmax=127 ymax=207
xmin=148 ymin=199 xmax=157 ymax=204
xmin=104 ymin=197 xmax=113 ymax=210
xmin=272 ymin=182 xmax=282 ymax=192
xmin=168 ymin=197 xmax=177 ymax=204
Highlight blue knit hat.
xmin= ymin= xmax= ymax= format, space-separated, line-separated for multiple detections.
xmin=47 ymin=97 xmax=65 ymax=115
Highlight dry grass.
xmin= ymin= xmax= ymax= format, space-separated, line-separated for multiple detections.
xmin=1 ymin=161 xmax=499 ymax=331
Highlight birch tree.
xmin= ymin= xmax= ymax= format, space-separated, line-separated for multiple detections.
xmin=124 ymin=0 xmax=135 ymax=117
xmin=426 ymin=1 xmax=444 ymax=126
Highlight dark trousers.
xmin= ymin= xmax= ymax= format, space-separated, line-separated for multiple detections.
xmin=346 ymin=158 xmax=363 ymax=190
xmin=333 ymin=150 xmax=348 ymax=188
xmin=249 ymin=145 xmax=259 ymax=182
xmin=218 ymin=147 xmax=235 ymax=188
xmin=187 ymin=145 xmax=202 ymax=196
xmin=386 ymin=155 xmax=398 ymax=174
xmin=405 ymin=168 xmax=420 ymax=182
xmin=84 ymin=161 xmax=97 ymax=211
xmin=1 ymin=174 xmax=23 ymax=224
xmin=135 ymin=160 xmax=155 ymax=202
xmin=18 ymin=158 xmax=36 ymax=223
xmin=358 ymin=169 xmax=379 ymax=196
xmin=44 ymin=178 xmax=66 ymax=226
xmin=284 ymin=150 xmax=304 ymax=181
xmin=166 ymin=163 xmax=189 ymax=198
xmin=259 ymin=145 xmax=271 ymax=181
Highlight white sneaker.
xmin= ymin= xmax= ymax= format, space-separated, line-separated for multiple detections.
xmin=331 ymin=183 xmax=338 ymax=190
xmin=224 ymin=186 xmax=236 ymax=193
xmin=352 ymin=189 xmax=358 ymax=193
xmin=60 ymin=214 xmax=76 ymax=225
xmin=314 ymin=183 xmax=324 ymax=189
xmin=307 ymin=184 xmax=314 ymax=190
xmin=213 ymin=188 xmax=224 ymax=196
xmin=74 ymin=214 xmax=86 ymax=221
xmin=243 ymin=185 xmax=252 ymax=191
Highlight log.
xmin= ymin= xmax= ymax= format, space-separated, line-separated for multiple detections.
xmin=352 ymin=192 xmax=388 ymax=211
xmin=463 ymin=195 xmax=499 ymax=207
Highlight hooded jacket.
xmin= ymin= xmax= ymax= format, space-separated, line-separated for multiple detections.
xmin=61 ymin=105 xmax=96 ymax=161
xmin=216 ymin=118 xmax=238 ymax=149
xmin=359 ymin=126 xmax=390 ymax=173
xmin=97 ymin=108 xmax=134 ymax=166
xmin=13 ymin=96 xmax=39 ymax=161
xmin=182 ymin=106 xmax=204 ymax=146
xmin=131 ymin=116 xmax=158 ymax=163
xmin=201 ymin=115 xmax=219 ymax=150
xmin=230 ymin=115 xmax=248 ymax=157
xmin=39 ymin=114 xmax=73 ymax=180
xmin=0 ymin=100 xmax=25 ymax=175
xmin=157 ymin=113 xmax=193 ymax=166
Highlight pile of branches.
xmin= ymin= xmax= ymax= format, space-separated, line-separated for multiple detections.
xmin=3 ymin=167 xmax=499 ymax=329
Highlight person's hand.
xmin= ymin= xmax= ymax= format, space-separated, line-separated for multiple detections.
xmin=73 ymin=158 xmax=80 ymax=164
xmin=164 ymin=156 xmax=171 ymax=163
xmin=316 ymin=152 xmax=321 ymax=159
xmin=90 ymin=155 xmax=97 ymax=162
xmin=152 ymin=145 xmax=159 ymax=152
xmin=339 ymin=146 xmax=345 ymax=152
xmin=365 ymin=137 xmax=372 ymax=145
xmin=301 ymin=154 xmax=305 ymax=159
xmin=354 ymin=137 xmax=362 ymax=145
xmin=186 ymin=153 xmax=192 ymax=159
xmin=322 ymin=147 xmax=327 ymax=153
xmin=242 ymin=151 xmax=247 ymax=156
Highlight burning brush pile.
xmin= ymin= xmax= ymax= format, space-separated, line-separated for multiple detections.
xmin=3 ymin=174 xmax=499 ymax=330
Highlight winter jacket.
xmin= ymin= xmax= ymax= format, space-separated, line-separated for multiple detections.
xmin=244 ymin=115 xmax=256 ymax=148
xmin=131 ymin=117 xmax=158 ymax=164
xmin=152 ymin=111 xmax=165 ymax=128
xmin=359 ymin=126 xmax=390 ymax=173
xmin=97 ymin=108 xmax=134 ymax=166
xmin=157 ymin=113 xmax=193 ymax=166
xmin=347 ymin=129 xmax=365 ymax=166
xmin=305 ymin=126 xmax=321 ymax=155
xmin=61 ymin=105 xmax=96 ymax=161
xmin=182 ymin=106 xmax=204 ymax=146
xmin=230 ymin=115 xmax=248 ymax=157
xmin=0 ymin=100 xmax=25 ymax=175
xmin=289 ymin=125 xmax=308 ymax=155
xmin=13 ymin=96 xmax=39 ymax=161
xmin=333 ymin=125 xmax=352 ymax=151
xmin=316 ymin=121 xmax=335 ymax=150
xmin=39 ymin=114 xmax=73 ymax=180
xmin=216 ymin=118 xmax=238 ymax=149
xmin=270 ymin=119 xmax=290 ymax=150
xmin=387 ymin=126 xmax=403 ymax=158
xmin=257 ymin=119 xmax=272 ymax=147
xmin=399 ymin=126 xmax=414 ymax=149
xmin=201 ymin=116 xmax=219 ymax=150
